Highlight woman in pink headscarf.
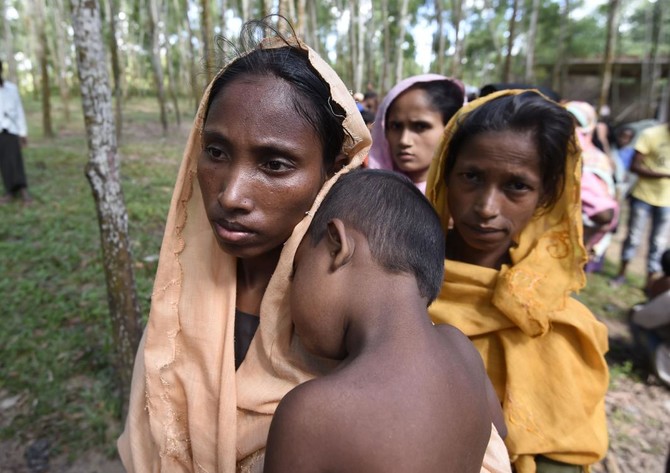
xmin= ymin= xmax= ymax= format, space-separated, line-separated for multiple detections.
xmin=368 ymin=74 xmax=465 ymax=193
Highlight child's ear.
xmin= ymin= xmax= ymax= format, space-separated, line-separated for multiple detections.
xmin=326 ymin=218 xmax=354 ymax=270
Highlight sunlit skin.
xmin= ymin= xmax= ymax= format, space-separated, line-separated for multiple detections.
xmin=385 ymin=88 xmax=445 ymax=184
xmin=446 ymin=130 xmax=544 ymax=270
xmin=197 ymin=75 xmax=334 ymax=314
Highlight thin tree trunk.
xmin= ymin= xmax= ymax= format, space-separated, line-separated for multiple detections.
xmin=525 ymin=0 xmax=540 ymax=83
xmin=1 ymin=0 xmax=18 ymax=83
xmin=502 ymin=0 xmax=519 ymax=83
xmin=108 ymin=0 xmax=123 ymax=141
xmin=348 ymin=0 xmax=357 ymax=91
xmin=146 ymin=0 xmax=169 ymax=134
xmin=69 ymin=0 xmax=142 ymax=421
xmin=295 ymin=0 xmax=306 ymax=36
xmin=30 ymin=0 xmax=54 ymax=137
xmin=307 ymin=0 xmax=318 ymax=53
xmin=552 ymin=0 xmax=570 ymax=95
xmin=241 ymin=0 xmax=250 ymax=23
xmin=450 ymin=0 xmax=464 ymax=77
xmin=166 ymin=45 xmax=182 ymax=126
xmin=201 ymin=0 xmax=214 ymax=81
xmin=435 ymin=0 xmax=446 ymax=75
xmin=219 ymin=0 xmax=228 ymax=64
xmin=394 ymin=0 xmax=409 ymax=84
xmin=648 ymin=0 xmax=665 ymax=118
xmin=483 ymin=0 xmax=503 ymax=79
xmin=181 ymin=0 xmax=201 ymax=113
xmin=598 ymin=0 xmax=620 ymax=117
xmin=53 ymin=0 xmax=72 ymax=122
xmin=380 ymin=0 xmax=391 ymax=93
xmin=356 ymin=0 xmax=365 ymax=93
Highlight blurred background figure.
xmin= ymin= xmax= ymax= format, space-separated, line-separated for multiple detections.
xmin=0 ymin=59 xmax=32 ymax=204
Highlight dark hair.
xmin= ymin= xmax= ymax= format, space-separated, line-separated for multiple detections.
xmin=662 ymin=249 xmax=670 ymax=276
xmin=444 ymin=91 xmax=575 ymax=209
xmin=360 ymin=109 xmax=375 ymax=125
xmin=308 ymin=169 xmax=445 ymax=304
xmin=387 ymin=80 xmax=463 ymax=126
xmin=363 ymin=91 xmax=378 ymax=101
xmin=204 ymin=21 xmax=346 ymax=172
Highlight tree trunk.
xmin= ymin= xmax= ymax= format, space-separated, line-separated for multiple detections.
xmin=394 ymin=0 xmax=409 ymax=85
xmin=598 ymin=0 xmax=620 ymax=117
xmin=647 ymin=0 xmax=666 ymax=118
xmin=52 ymin=0 xmax=72 ymax=122
xmin=435 ymin=0 xmax=446 ymax=75
xmin=306 ymin=0 xmax=318 ymax=53
xmin=219 ymin=0 xmax=228 ymax=63
xmin=356 ymin=0 xmax=365 ymax=93
xmin=552 ymin=0 xmax=570 ymax=96
xmin=108 ymin=0 xmax=124 ymax=141
xmin=1 ymin=0 xmax=18 ymax=83
xmin=295 ymin=0 xmax=306 ymax=36
xmin=525 ymin=0 xmax=540 ymax=84
xmin=166 ymin=44 xmax=182 ymax=126
xmin=200 ymin=0 xmax=214 ymax=81
xmin=69 ymin=0 xmax=142 ymax=421
xmin=348 ymin=0 xmax=357 ymax=91
xmin=241 ymin=0 xmax=250 ymax=23
xmin=31 ymin=0 xmax=55 ymax=137
xmin=502 ymin=0 xmax=519 ymax=83
xmin=380 ymin=0 xmax=391 ymax=93
xmin=181 ymin=0 xmax=202 ymax=113
xmin=450 ymin=0 xmax=464 ymax=77
xmin=146 ymin=0 xmax=169 ymax=134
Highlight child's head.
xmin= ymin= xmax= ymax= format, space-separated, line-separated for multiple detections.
xmin=306 ymin=169 xmax=445 ymax=304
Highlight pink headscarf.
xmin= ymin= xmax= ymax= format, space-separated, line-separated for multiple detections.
xmin=368 ymin=74 xmax=465 ymax=192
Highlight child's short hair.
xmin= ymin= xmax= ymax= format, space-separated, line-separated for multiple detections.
xmin=308 ymin=169 xmax=445 ymax=304
xmin=662 ymin=249 xmax=670 ymax=276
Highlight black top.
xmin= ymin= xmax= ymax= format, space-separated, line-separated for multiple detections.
xmin=235 ymin=309 xmax=260 ymax=370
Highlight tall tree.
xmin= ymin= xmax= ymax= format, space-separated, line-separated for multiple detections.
xmin=30 ymin=0 xmax=55 ymax=137
xmin=524 ymin=0 xmax=540 ymax=83
xmin=146 ymin=0 xmax=169 ymax=134
xmin=552 ymin=0 xmax=570 ymax=96
xmin=598 ymin=0 xmax=620 ymax=116
xmin=201 ymin=0 xmax=214 ymax=80
xmin=69 ymin=0 xmax=142 ymax=420
xmin=52 ymin=0 xmax=72 ymax=122
xmin=107 ymin=0 xmax=124 ymax=141
xmin=1 ymin=0 xmax=18 ymax=83
xmin=449 ymin=0 xmax=464 ymax=77
xmin=434 ymin=0 xmax=446 ymax=75
xmin=394 ymin=0 xmax=409 ymax=86
xmin=502 ymin=0 xmax=520 ymax=82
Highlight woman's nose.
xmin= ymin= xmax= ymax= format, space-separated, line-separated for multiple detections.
xmin=474 ymin=188 xmax=499 ymax=219
xmin=217 ymin=166 xmax=253 ymax=213
xmin=399 ymin=128 xmax=412 ymax=146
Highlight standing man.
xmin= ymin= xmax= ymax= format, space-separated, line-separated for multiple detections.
xmin=613 ymin=108 xmax=670 ymax=287
xmin=0 ymin=59 xmax=32 ymax=204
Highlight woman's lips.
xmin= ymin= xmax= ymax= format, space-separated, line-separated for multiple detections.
xmin=214 ymin=220 xmax=255 ymax=244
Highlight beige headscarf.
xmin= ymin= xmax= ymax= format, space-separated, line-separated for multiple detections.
xmin=117 ymin=34 xmax=371 ymax=472
xmin=426 ymin=90 xmax=609 ymax=471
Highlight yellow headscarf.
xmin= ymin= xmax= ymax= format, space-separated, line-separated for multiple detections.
xmin=426 ymin=90 xmax=609 ymax=471
xmin=117 ymin=34 xmax=371 ymax=472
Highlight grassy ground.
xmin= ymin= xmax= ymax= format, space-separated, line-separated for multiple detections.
xmin=0 ymin=96 xmax=655 ymax=462
xmin=0 ymin=96 xmax=191 ymax=458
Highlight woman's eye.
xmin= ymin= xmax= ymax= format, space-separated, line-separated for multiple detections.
xmin=264 ymin=159 xmax=292 ymax=172
xmin=460 ymin=171 xmax=479 ymax=182
xmin=206 ymin=146 xmax=225 ymax=160
xmin=508 ymin=181 xmax=531 ymax=192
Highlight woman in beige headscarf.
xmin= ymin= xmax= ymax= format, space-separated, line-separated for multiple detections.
xmin=117 ymin=19 xmax=370 ymax=471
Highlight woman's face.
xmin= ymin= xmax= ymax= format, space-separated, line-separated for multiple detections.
xmin=198 ymin=75 xmax=329 ymax=260
xmin=446 ymin=130 xmax=544 ymax=268
xmin=385 ymin=88 xmax=445 ymax=184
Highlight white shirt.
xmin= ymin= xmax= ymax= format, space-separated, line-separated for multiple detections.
xmin=0 ymin=80 xmax=28 ymax=137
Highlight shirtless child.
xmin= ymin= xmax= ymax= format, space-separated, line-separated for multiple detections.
xmin=264 ymin=169 xmax=507 ymax=473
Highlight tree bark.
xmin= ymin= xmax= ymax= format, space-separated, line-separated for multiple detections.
xmin=200 ymin=0 xmax=214 ymax=81
xmin=598 ymin=0 xmax=620 ymax=117
xmin=1 ymin=0 xmax=18 ymax=83
xmin=146 ymin=0 xmax=169 ymax=134
xmin=647 ymin=0 xmax=666 ymax=118
xmin=107 ymin=0 xmax=124 ymax=141
xmin=394 ymin=0 xmax=409 ymax=85
xmin=449 ymin=0 xmax=464 ymax=77
xmin=435 ymin=0 xmax=446 ymax=75
xmin=69 ymin=0 xmax=142 ymax=421
xmin=31 ymin=0 xmax=55 ymax=137
xmin=524 ymin=0 xmax=540 ymax=83
xmin=502 ymin=0 xmax=519 ymax=83
xmin=552 ymin=0 xmax=570 ymax=96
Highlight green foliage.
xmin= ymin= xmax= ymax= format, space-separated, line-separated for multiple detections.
xmin=0 ymin=95 xmax=189 ymax=454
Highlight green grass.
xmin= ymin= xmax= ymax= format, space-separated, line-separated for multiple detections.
xmin=0 ymin=94 xmax=653 ymax=459
xmin=0 ymin=95 xmax=191 ymax=455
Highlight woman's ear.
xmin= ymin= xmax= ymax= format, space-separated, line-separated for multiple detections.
xmin=327 ymin=153 xmax=348 ymax=177
xmin=326 ymin=218 xmax=354 ymax=270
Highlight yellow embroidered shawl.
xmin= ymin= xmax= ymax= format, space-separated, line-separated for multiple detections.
xmin=426 ymin=90 xmax=609 ymax=472
xmin=116 ymin=35 xmax=372 ymax=472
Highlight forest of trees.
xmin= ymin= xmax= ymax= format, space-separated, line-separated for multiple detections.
xmin=2 ymin=0 xmax=669 ymax=136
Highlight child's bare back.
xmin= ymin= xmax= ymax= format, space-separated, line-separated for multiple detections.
xmin=264 ymin=170 xmax=504 ymax=472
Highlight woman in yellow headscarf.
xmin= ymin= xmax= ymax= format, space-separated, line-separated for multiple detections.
xmin=426 ymin=90 xmax=609 ymax=473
